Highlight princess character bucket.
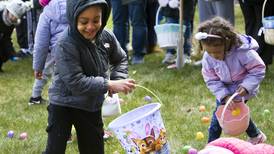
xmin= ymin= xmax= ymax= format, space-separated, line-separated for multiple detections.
xmin=215 ymin=93 xmax=250 ymax=136
xmin=108 ymin=85 xmax=170 ymax=154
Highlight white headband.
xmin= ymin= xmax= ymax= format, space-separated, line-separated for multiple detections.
xmin=194 ymin=32 xmax=222 ymax=40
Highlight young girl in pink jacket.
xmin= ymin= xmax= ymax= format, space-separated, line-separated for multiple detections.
xmin=195 ymin=17 xmax=266 ymax=144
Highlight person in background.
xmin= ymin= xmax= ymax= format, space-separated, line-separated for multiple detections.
xmin=198 ymin=0 xmax=234 ymax=25
xmin=239 ymin=0 xmax=274 ymax=70
xmin=196 ymin=17 xmax=266 ymax=144
xmin=158 ymin=0 xmax=195 ymax=65
xmin=43 ymin=0 xmax=135 ymax=153
xmin=28 ymin=0 xmax=67 ymax=105
xmin=0 ymin=0 xmax=31 ymax=72
xmin=26 ymin=0 xmax=42 ymax=55
xmin=111 ymin=0 xmax=147 ymax=64
xmin=15 ymin=6 xmax=30 ymax=57
xmin=146 ymin=0 xmax=162 ymax=54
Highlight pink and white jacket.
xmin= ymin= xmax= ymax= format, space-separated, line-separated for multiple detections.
xmin=202 ymin=35 xmax=266 ymax=102
xmin=208 ymin=137 xmax=274 ymax=154
xmin=39 ymin=0 xmax=50 ymax=7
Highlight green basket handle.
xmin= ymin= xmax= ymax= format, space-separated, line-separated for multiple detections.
xmin=135 ymin=84 xmax=163 ymax=105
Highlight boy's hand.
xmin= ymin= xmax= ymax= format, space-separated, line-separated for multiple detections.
xmin=108 ymin=79 xmax=136 ymax=95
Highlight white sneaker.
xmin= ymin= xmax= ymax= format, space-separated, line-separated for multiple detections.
xmin=247 ymin=131 xmax=267 ymax=144
xmin=183 ymin=54 xmax=192 ymax=64
xmin=162 ymin=53 xmax=176 ymax=64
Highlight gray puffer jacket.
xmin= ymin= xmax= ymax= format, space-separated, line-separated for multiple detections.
xmin=48 ymin=0 xmax=128 ymax=112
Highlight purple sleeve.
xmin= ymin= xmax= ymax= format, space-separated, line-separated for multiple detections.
xmin=32 ymin=13 xmax=51 ymax=71
xmin=238 ymin=50 xmax=266 ymax=94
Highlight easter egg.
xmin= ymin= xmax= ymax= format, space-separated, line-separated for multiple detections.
xmin=7 ymin=130 xmax=14 ymax=138
xmin=196 ymin=132 xmax=204 ymax=140
xmin=201 ymin=116 xmax=210 ymax=124
xmin=199 ymin=105 xmax=206 ymax=112
xmin=19 ymin=132 xmax=27 ymax=140
xmin=231 ymin=108 xmax=241 ymax=116
xmin=263 ymin=109 xmax=270 ymax=117
xmin=182 ymin=145 xmax=192 ymax=154
xmin=144 ymin=96 xmax=152 ymax=102
xmin=188 ymin=148 xmax=198 ymax=154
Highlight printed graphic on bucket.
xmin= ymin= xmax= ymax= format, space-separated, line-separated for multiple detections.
xmin=108 ymin=103 xmax=170 ymax=154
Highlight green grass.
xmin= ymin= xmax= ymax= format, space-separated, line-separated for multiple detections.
xmin=0 ymin=5 xmax=273 ymax=154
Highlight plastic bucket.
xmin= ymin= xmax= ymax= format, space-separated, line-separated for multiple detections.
xmin=215 ymin=93 xmax=250 ymax=136
xmin=108 ymin=103 xmax=169 ymax=154
xmin=154 ymin=6 xmax=182 ymax=49
xmin=262 ymin=0 xmax=274 ymax=45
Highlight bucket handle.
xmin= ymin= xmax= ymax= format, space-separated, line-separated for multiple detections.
xmin=262 ymin=0 xmax=268 ymax=23
xmin=155 ymin=6 xmax=162 ymax=26
xmin=135 ymin=84 xmax=163 ymax=105
xmin=220 ymin=92 xmax=244 ymax=125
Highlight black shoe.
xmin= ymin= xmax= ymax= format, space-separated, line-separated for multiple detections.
xmin=29 ymin=96 xmax=47 ymax=105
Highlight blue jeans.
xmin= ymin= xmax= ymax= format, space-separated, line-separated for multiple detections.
xmin=165 ymin=17 xmax=192 ymax=56
xmin=208 ymin=99 xmax=260 ymax=143
xmin=111 ymin=0 xmax=147 ymax=57
xmin=146 ymin=0 xmax=158 ymax=47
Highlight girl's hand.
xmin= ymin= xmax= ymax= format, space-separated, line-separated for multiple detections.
xmin=108 ymin=79 xmax=136 ymax=95
xmin=236 ymin=86 xmax=248 ymax=97
xmin=223 ymin=95 xmax=237 ymax=110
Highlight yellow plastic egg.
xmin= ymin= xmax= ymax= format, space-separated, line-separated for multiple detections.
xmin=196 ymin=132 xmax=204 ymax=140
xmin=231 ymin=108 xmax=241 ymax=116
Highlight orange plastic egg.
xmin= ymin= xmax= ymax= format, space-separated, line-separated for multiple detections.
xmin=201 ymin=116 xmax=210 ymax=124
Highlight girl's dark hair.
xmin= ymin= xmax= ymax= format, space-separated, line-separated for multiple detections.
xmin=196 ymin=17 xmax=242 ymax=53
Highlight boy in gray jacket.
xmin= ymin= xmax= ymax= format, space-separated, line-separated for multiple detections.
xmin=43 ymin=0 xmax=135 ymax=153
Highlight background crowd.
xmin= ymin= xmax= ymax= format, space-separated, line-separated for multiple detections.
xmin=1 ymin=0 xmax=274 ymax=70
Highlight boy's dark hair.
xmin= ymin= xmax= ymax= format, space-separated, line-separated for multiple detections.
xmin=197 ymin=17 xmax=242 ymax=53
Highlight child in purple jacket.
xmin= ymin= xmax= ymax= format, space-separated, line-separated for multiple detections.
xmin=195 ymin=17 xmax=266 ymax=144
xmin=29 ymin=0 xmax=67 ymax=104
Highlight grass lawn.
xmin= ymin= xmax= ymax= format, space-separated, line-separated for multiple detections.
xmin=0 ymin=4 xmax=273 ymax=154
